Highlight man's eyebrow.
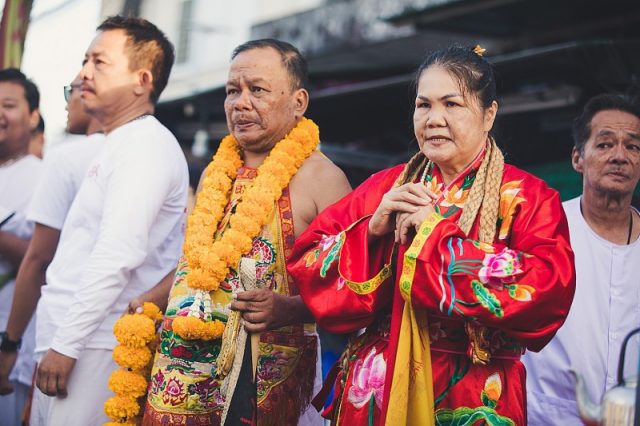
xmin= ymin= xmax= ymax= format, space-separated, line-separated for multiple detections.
xmin=628 ymin=132 xmax=640 ymax=142
xmin=596 ymin=129 xmax=640 ymax=141
xmin=596 ymin=129 xmax=615 ymax=137
xmin=245 ymin=76 xmax=270 ymax=85
xmin=226 ymin=76 xmax=270 ymax=84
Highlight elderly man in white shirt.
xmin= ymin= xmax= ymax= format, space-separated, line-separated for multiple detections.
xmin=523 ymin=93 xmax=640 ymax=425
xmin=29 ymin=16 xmax=188 ymax=426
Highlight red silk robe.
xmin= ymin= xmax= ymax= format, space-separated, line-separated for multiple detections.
xmin=288 ymin=155 xmax=575 ymax=425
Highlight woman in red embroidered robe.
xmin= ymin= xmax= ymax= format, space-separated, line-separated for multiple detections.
xmin=288 ymin=46 xmax=575 ymax=426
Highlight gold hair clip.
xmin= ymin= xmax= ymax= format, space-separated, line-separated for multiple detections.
xmin=473 ymin=45 xmax=486 ymax=57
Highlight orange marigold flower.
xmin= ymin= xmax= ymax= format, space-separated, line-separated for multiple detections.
xmin=230 ymin=215 xmax=262 ymax=236
xmin=113 ymin=315 xmax=156 ymax=348
xmin=215 ymin=243 xmax=242 ymax=266
xmin=113 ymin=345 xmax=152 ymax=370
xmin=104 ymin=395 xmax=140 ymax=421
xmin=224 ymin=229 xmax=252 ymax=253
xmin=172 ymin=316 xmax=203 ymax=339
xmin=108 ymin=368 xmax=148 ymax=398
xmin=187 ymin=267 xmax=221 ymax=291
xmin=142 ymin=302 xmax=163 ymax=322
xmin=202 ymin=320 xmax=225 ymax=340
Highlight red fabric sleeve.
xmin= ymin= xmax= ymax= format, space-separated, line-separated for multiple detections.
xmin=404 ymin=175 xmax=575 ymax=351
xmin=288 ymin=165 xmax=404 ymax=333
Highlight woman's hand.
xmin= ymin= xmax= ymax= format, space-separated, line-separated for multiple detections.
xmin=369 ymin=183 xmax=436 ymax=240
xmin=395 ymin=204 xmax=436 ymax=245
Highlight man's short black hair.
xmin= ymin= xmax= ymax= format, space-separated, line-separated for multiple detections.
xmin=231 ymin=39 xmax=308 ymax=90
xmin=0 ymin=68 xmax=39 ymax=112
xmin=573 ymin=94 xmax=640 ymax=154
xmin=97 ymin=15 xmax=175 ymax=104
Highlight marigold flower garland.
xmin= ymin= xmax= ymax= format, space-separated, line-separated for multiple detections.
xmin=104 ymin=302 xmax=163 ymax=425
xmin=172 ymin=117 xmax=320 ymax=341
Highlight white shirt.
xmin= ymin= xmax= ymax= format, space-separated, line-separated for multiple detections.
xmin=0 ymin=155 xmax=42 ymax=385
xmin=36 ymin=116 xmax=188 ymax=359
xmin=26 ymin=133 xmax=105 ymax=230
xmin=523 ymin=196 xmax=640 ymax=425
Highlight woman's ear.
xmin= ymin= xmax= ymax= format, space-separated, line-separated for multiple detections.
xmin=483 ymin=100 xmax=498 ymax=132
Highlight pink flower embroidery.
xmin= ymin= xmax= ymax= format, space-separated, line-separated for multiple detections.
xmin=162 ymin=377 xmax=187 ymax=405
xmin=319 ymin=232 xmax=343 ymax=251
xmin=347 ymin=347 xmax=386 ymax=409
xmin=478 ymin=248 xmax=523 ymax=289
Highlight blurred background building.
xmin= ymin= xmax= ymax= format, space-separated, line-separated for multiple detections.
xmin=15 ymin=0 xmax=640 ymax=197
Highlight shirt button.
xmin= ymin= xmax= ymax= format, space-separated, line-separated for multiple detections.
xmin=611 ymin=333 xmax=618 ymax=340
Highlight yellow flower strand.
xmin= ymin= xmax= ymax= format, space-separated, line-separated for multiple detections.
xmin=184 ymin=117 xmax=318 ymax=291
xmin=104 ymin=302 xmax=162 ymax=425
xmin=172 ymin=117 xmax=320 ymax=341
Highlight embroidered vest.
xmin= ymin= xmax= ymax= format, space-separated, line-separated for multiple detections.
xmin=144 ymin=167 xmax=317 ymax=425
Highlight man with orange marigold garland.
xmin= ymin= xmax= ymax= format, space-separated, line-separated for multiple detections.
xmin=142 ymin=39 xmax=351 ymax=426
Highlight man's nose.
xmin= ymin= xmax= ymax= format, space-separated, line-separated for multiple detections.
xmin=79 ymin=62 xmax=92 ymax=80
xmin=610 ymin=143 xmax=630 ymax=163
xmin=233 ymin=89 xmax=252 ymax=110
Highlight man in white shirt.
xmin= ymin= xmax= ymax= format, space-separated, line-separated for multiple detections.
xmin=29 ymin=16 xmax=188 ymax=426
xmin=0 ymin=74 xmax=103 ymax=403
xmin=0 ymin=68 xmax=43 ymax=426
xmin=523 ymin=94 xmax=640 ymax=425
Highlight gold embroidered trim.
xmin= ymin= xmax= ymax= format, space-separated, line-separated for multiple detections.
xmin=399 ymin=212 xmax=444 ymax=301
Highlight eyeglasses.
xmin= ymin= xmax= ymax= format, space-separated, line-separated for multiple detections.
xmin=63 ymin=84 xmax=83 ymax=103
xmin=63 ymin=85 xmax=72 ymax=103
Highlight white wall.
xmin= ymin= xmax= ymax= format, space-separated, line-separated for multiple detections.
xmin=21 ymin=0 xmax=102 ymax=148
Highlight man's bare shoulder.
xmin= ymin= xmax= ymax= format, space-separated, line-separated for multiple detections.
xmin=296 ymin=151 xmax=347 ymax=184
xmin=292 ymin=151 xmax=352 ymax=212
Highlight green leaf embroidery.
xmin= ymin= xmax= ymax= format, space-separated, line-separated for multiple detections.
xmin=471 ymin=281 xmax=504 ymax=318
xmin=320 ymin=234 xmax=344 ymax=278
xmin=435 ymin=357 xmax=470 ymax=407
xmin=460 ymin=173 xmax=476 ymax=190
xmin=435 ymin=406 xmax=515 ymax=426
xmin=481 ymin=390 xmax=497 ymax=409
xmin=442 ymin=205 xmax=460 ymax=218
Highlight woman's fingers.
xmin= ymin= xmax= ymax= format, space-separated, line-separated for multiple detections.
xmin=370 ymin=182 xmax=437 ymax=240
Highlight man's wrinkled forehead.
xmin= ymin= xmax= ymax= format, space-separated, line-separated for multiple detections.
xmin=590 ymin=110 xmax=640 ymax=140
xmin=227 ymin=47 xmax=289 ymax=83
